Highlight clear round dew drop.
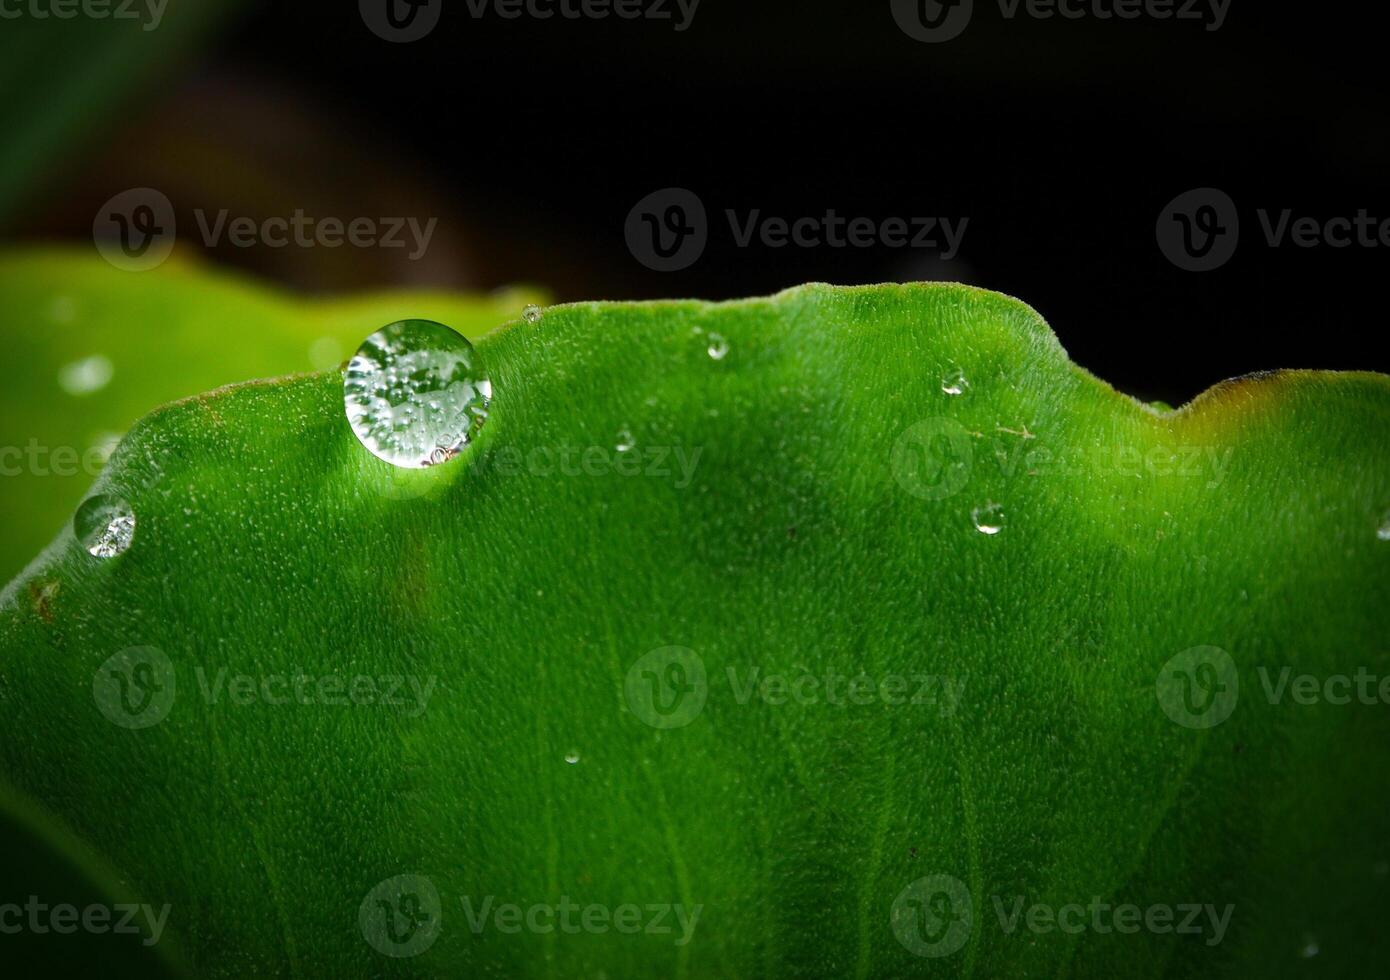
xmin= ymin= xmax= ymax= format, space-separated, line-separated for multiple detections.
xmin=522 ymin=304 xmax=543 ymax=324
xmin=344 ymin=319 xmax=491 ymax=469
xmin=706 ymin=332 xmax=730 ymax=360
xmin=615 ymin=427 xmax=636 ymax=453
xmin=75 ymin=494 xmax=136 ymax=558
xmin=971 ymin=501 xmax=1006 ymax=536
xmin=941 ymin=368 xmax=969 ymax=396
xmin=564 ymin=750 xmax=580 ymax=765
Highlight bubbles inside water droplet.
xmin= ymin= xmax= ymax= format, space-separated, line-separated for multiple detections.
xmin=615 ymin=428 xmax=635 ymax=453
xmin=344 ymin=319 xmax=491 ymax=469
xmin=941 ymin=368 xmax=969 ymax=396
xmin=522 ymin=305 xmax=543 ymax=324
xmin=564 ymin=750 xmax=580 ymax=764
xmin=74 ymin=494 xmax=136 ymax=558
xmin=706 ymin=332 xmax=730 ymax=360
xmin=971 ymin=501 xmax=1006 ymax=535
xmin=58 ymin=355 xmax=114 ymax=396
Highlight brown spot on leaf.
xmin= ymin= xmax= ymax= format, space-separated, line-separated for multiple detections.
xmin=28 ymin=580 xmax=60 ymax=624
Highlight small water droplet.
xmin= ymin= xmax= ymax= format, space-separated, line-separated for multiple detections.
xmin=615 ymin=428 xmax=635 ymax=453
xmin=344 ymin=320 xmax=491 ymax=469
xmin=971 ymin=501 xmax=1006 ymax=535
xmin=75 ymin=494 xmax=135 ymax=558
xmin=1377 ymin=511 xmax=1390 ymax=541
xmin=706 ymin=332 xmax=729 ymax=360
xmin=523 ymin=305 xmax=543 ymax=324
xmin=1299 ymin=934 xmax=1320 ymax=958
xmin=564 ymin=750 xmax=580 ymax=764
xmin=58 ymin=355 xmax=113 ymax=396
xmin=941 ymin=368 xmax=969 ymax=396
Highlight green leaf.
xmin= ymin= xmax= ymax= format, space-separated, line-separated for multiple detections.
xmin=1 ymin=278 xmax=1387 ymax=977
xmin=0 ymin=250 xmax=543 ymax=580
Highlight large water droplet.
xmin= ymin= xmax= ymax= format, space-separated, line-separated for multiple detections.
xmin=59 ymin=355 xmax=113 ymax=396
xmin=344 ymin=319 xmax=491 ymax=469
xmin=971 ymin=501 xmax=1006 ymax=535
xmin=75 ymin=494 xmax=135 ymax=558
xmin=706 ymin=332 xmax=730 ymax=360
xmin=941 ymin=368 xmax=969 ymax=396
xmin=522 ymin=305 xmax=543 ymax=324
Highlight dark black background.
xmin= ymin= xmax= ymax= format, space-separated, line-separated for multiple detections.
xmin=27 ymin=0 xmax=1390 ymax=403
